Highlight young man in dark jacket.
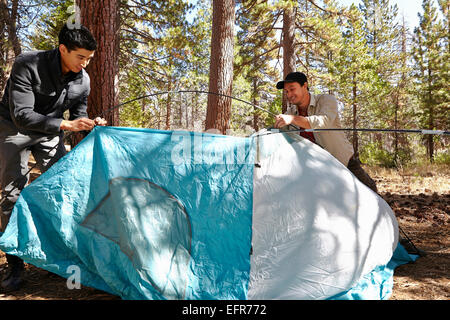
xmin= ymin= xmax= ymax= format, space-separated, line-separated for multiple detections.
xmin=0 ymin=24 xmax=106 ymax=292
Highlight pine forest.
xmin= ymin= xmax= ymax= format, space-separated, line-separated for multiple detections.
xmin=0 ymin=0 xmax=448 ymax=167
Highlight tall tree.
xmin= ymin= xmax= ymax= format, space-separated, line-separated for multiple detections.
xmin=77 ymin=0 xmax=120 ymax=126
xmin=281 ymin=2 xmax=296 ymax=113
xmin=235 ymin=0 xmax=280 ymax=131
xmin=359 ymin=0 xmax=405 ymax=164
xmin=437 ymin=0 xmax=450 ymax=131
xmin=412 ymin=0 xmax=446 ymax=162
xmin=0 ymin=0 xmax=21 ymax=95
xmin=392 ymin=16 xmax=412 ymax=165
xmin=295 ymin=0 xmax=346 ymax=96
xmin=205 ymin=0 xmax=236 ymax=134
xmin=328 ymin=5 xmax=379 ymax=155
xmin=119 ymin=0 xmax=204 ymax=131
xmin=27 ymin=0 xmax=74 ymax=51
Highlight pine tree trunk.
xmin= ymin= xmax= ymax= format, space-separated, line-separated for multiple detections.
xmin=205 ymin=0 xmax=235 ymax=135
xmin=327 ymin=51 xmax=334 ymax=95
xmin=7 ymin=0 xmax=20 ymax=57
xmin=282 ymin=6 xmax=296 ymax=114
xmin=427 ymin=66 xmax=434 ymax=163
xmin=0 ymin=0 xmax=21 ymax=96
xmin=165 ymin=76 xmax=172 ymax=130
xmin=394 ymin=18 xmax=408 ymax=167
xmin=77 ymin=0 xmax=120 ymax=126
xmin=252 ymin=78 xmax=259 ymax=132
xmin=352 ymin=72 xmax=358 ymax=155
xmin=0 ymin=0 xmax=9 ymax=95
xmin=393 ymin=94 xmax=399 ymax=165
xmin=191 ymin=93 xmax=197 ymax=129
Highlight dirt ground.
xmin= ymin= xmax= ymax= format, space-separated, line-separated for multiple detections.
xmin=0 ymin=164 xmax=448 ymax=300
xmin=368 ymin=165 xmax=449 ymax=300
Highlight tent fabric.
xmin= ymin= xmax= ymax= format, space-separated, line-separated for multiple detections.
xmin=0 ymin=127 xmax=255 ymax=299
xmin=0 ymin=127 xmax=413 ymax=299
xmin=248 ymin=130 xmax=402 ymax=299
xmin=328 ymin=244 xmax=417 ymax=300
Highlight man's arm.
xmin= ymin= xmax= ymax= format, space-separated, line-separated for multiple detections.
xmin=60 ymin=118 xmax=95 ymax=131
xmin=9 ymin=57 xmax=64 ymax=134
xmin=65 ymin=97 xmax=107 ymax=130
xmin=305 ymin=95 xmax=338 ymax=129
xmin=274 ymin=95 xmax=338 ymax=129
xmin=65 ymin=76 xmax=107 ymax=130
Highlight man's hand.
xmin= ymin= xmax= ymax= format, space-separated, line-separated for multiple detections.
xmin=94 ymin=117 xmax=107 ymax=126
xmin=274 ymin=114 xmax=311 ymax=129
xmin=60 ymin=117 xmax=108 ymax=132
xmin=274 ymin=114 xmax=295 ymax=128
xmin=60 ymin=118 xmax=95 ymax=132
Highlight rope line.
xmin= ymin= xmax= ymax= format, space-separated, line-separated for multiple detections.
xmin=268 ymin=127 xmax=449 ymax=136
xmin=95 ymin=90 xmax=448 ymax=136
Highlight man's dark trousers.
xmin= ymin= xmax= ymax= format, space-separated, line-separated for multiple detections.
xmin=0 ymin=117 xmax=66 ymax=291
xmin=347 ymin=154 xmax=378 ymax=193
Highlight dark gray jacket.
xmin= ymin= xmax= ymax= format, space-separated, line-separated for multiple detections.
xmin=0 ymin=48 xmax=90 ymax=135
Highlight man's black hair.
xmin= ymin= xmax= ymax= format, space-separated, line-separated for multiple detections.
xmin=276 ymin=72 xmax=308 ymax=90
xmin=58 ymin=24 xmax=97 ymax=52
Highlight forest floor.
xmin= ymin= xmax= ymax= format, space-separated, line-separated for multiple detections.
xmin=0 ymin=163 xmax=448 ymax=300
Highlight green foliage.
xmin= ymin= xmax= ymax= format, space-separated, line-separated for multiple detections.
xmin=360 ymin=141 xmax=413 ymax=167
xmin=411 ymin=0 xmax=448 ymax=162
xmin=28 ymin=0 xmax=74 ymax=50
xmin=234 ymin=0 xmax=281 ymax=132
xmin=15 ymin=0 xmax=448 ymax=166
xmin=434 ymin=150 xmax=450 ymax=165
xmin=118 ymin=0 xmax=210 ymax=131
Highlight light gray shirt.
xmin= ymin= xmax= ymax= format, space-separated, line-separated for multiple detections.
xmin=286 ymin=93 xmax=354 ymax=166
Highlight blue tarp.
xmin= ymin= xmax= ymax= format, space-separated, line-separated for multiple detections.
xmin=0 ymin=127 xmax=255 ymax=299
xmin=0 ymin=127 xmax=416 ymax=299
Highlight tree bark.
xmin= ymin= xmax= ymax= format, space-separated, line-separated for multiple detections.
xmin=165 ymin=75 xmax=172 ymax=130
xmin=282 ymin=5 xmax=296 ymax=114
xmin=427 ymin=67 xmax=434 ymax=163
xmin=205 ymin=0 xmax=235 ymax=135
xmin=394 ymin=18 xmax=408 ymax=166
xmin=0 ymin=0 xmax=21 ymax=96
xmin=77 ymin=0 xmax=120 ymax=126
xmin=252 ymin=78 xmax=259 ymax=132
xmin=352 ymin=72 xmax=358 ymax=155
xmin=7 ymin=0 xmax=20 ymax=57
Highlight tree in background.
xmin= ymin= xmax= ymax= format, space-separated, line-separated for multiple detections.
xmin=281 ymin=1 xmax=296 ymax=113
xmin=301 ymin=0 xmax=343 ymax=95
xmin=359 ymin=0 xmax=407 ymax=166
xmin=27 ymin=0 xmax=73 ymax=51
xmin=392 ymin=17 xmax=414 ymax=166
xmin=77 ymin=0 xmax=120 ymax=127
xmin=5 ymin=0 xmax=448 ymax=166
xmin=328 ymin=5 xmax=379 ymax=155
xmin=412 ymin=0 xmax=447 ymax=163
xmin=436 ymin=0 xmax=450 ymax=135
xmin=235 ymin=0 xmax=280 ymax=132
xmin=205 ymin=0 xmax=235 ymax=134
xmin=0 ymin=0 xmax=21 ymax=95
xmin=119 ymin=0 xmax=204 ymax=131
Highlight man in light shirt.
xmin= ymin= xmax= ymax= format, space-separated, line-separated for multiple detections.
xmin=274 ymin=72 xmax=377 ymax=193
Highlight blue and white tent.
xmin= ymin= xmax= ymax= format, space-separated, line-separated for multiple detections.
xmin=0 ymin=126 xmax=415 ymax=299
